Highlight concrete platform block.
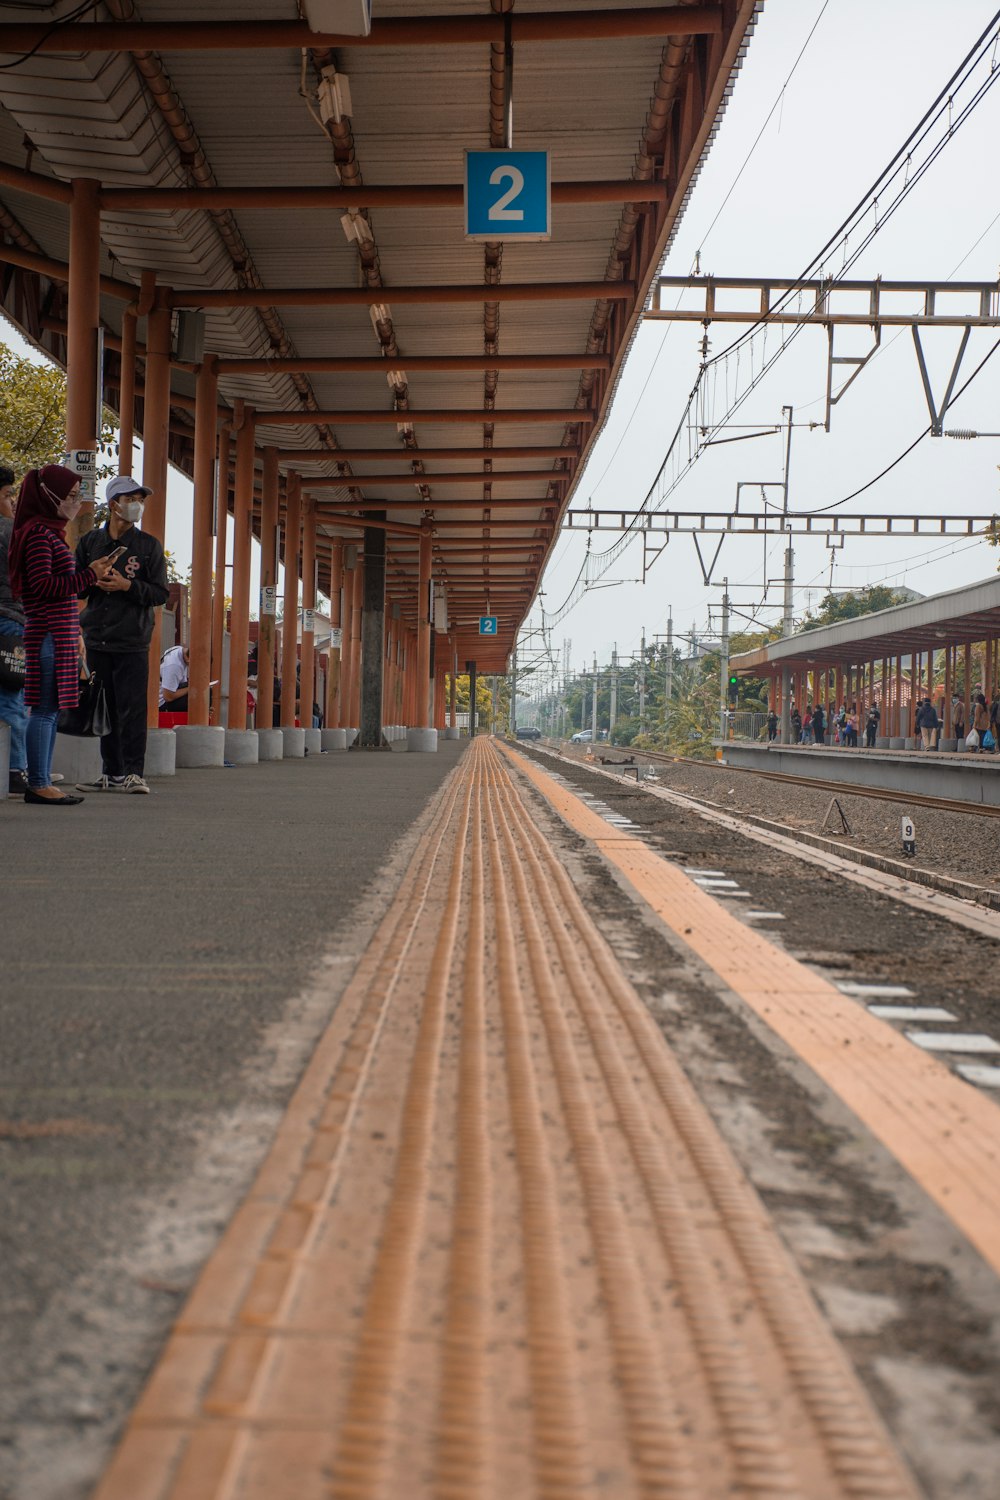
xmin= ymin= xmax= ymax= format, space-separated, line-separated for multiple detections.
xmin=322 ymin=728 xmax=348 ymax=750
xmin=282 ymin=727 xmax=306 ymax=758
xmin=174 ymin=724 xmax=225 ymax=768
xmin=889 ymin=737 xmax=906 ymax=750
xmin=224 ymin=729 xmax=259 ymax=765
xmin=875 ymin=736 xmax=891 ymax=749
xmin=145 ymin=728 xmax=176 ymax=777
xmin=904 ymin=737 xmax=917 ymax=751
xmin=939 ymin=737 xmax=958 ymax=752
xmin=407 ymin=727 xmax=438 ymax=753
xmin=256 ymin=727 xmax=284 ymax=761
xmin=51 ymin=733 xmax=103 ymax=784
xmin=304 ymin=728 xmax=322 ymax=755
xmin=345 ymin=727 xmax=359 ymax=747
xmin=444 ymin=726 xmax=460 ymax=740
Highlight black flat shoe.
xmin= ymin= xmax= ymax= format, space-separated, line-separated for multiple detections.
xmin=24 ymin=789 xmax=85 ymax=805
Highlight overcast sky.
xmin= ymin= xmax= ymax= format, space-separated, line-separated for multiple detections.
xmin=530 ymin=0 xmax=1000 ymax=675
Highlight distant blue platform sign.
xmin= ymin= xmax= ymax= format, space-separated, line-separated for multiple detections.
xmin=479 ymin=615 xmax=498 ymax=636
xmin=465 ymin=150 xmax=551 ymax=241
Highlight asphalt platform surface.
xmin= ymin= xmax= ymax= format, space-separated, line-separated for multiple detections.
xmin=0 ymin=739 xmax=466 ymax=1500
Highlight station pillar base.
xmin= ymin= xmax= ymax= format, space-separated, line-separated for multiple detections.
xmin=174 ymin=725 xmax=225 ymax=768
xmin=321 ymin=729 xmax=348 ymax=750
xmin=224 ymin=729 xmax=259 ymax=765
xmin=144 ymin=728 xmax=176 ymax=777
xmin=304 ymin=728 xmax=322 ymax=755
xmin=281 ymin=728 xmax=306 ymax=758
xmin=407 ymin=727 xmax=438 ymax=753
xmin=256 ymin=728 xmax=284 ymax=761
xmin=444 ymin=726 xmax=460 ymax=740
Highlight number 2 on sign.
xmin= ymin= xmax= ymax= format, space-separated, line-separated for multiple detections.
xmin=488 ymin=165 xmax=525 ymax=222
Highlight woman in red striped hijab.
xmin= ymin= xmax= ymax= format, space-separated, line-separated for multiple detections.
xmin=8 ymin=465 xmax=114 ymax=803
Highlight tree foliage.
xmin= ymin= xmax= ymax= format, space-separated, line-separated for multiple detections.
xmin=0 ymin=340 xmax=118 ymax=480
xmin=800 ymin=585 xmax=912 ymax=630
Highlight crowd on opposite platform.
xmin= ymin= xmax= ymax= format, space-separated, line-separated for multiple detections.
xmin=0 ymin=462 xmax=168 ymax=805
xmin=765 ymin=693 xmax=1000 ymax=753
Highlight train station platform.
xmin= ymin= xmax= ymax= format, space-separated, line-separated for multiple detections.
xmin=4 ymin=738 xmax=1000 ymax=1500
xmin=720 ymin=740 xmax=1000 ymax=806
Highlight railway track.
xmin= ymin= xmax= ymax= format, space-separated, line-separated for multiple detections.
xmin=637 ymin=747 xmax=1000 ymax=819
xmin=95 ymin=736 xmax=922 ymax=1500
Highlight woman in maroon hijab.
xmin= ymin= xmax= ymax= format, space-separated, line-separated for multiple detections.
xmin=7 ymin=465 xmax=114 ymax=803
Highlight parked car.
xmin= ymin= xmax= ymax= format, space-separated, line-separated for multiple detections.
xmin=515 ymin=725 xmax=542 ymax=740
xmin=570 ymin=729 xmax=593 ymax=743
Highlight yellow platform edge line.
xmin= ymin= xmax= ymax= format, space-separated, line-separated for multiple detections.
xmin=502 ymin=742 xmax=1000 ymax=1280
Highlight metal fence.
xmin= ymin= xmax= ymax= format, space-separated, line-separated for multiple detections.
xmin=725 ymin=710 xmax=769 ymax=742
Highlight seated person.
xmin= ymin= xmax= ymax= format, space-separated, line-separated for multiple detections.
xmin=159 ymin=642 xmax=190 ymax=713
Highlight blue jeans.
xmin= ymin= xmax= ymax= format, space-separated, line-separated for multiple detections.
xmin=26 ymin=633 xmax=59 ymax=789
xmin=0 ymin=617 xmax=27 ymax=772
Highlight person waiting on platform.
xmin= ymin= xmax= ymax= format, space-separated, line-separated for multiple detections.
xmin=915 ymin=696 xmax=939 ymax=751
xmin=766 ymin=708 xmax=778 ymax=742
xmin=865 ymin=703 xmax=880 ymax=748
xmin=159 ymin=643 xmax=190 ymax=714
xmin=790 ymin=705 xmax=801 ymax=742
xmin=970 ymin=693 xmax=990 ymax=752
xmin=76 ymin=475 xmax=169 ymax=795
xmin=801 ymin=706 xmax=813 ymax=744
xmin=952 ymin=694 xmax=965 ymax=747
xmin=841 ymin=708 xmax=859 ymax=748
xmin=811 ymin=701 xmax=826 ymax=746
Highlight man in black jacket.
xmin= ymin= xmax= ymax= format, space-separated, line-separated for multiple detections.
xmin=75 ymin=476 xmax=169 ymax=793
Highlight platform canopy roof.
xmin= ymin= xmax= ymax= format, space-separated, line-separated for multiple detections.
xmin=0 ymin=0 xmax=759 ymax=669
xmin=731 ymin=575 xmax=1000 ymax=676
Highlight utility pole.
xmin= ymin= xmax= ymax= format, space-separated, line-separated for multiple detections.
xmin=640 ymin=634 xmax=648 ymax=732
xmin=610 ymin=647 xmax=618 ymax=738
xmin=780 ymin=403 xmax=795 ymax=745
xmin=664 ymin=614 xmax=673 ymax=728
xmin=719 ymin=579 xmax=730 ymax=742
xmin=591 ymin=654 xmax=598 ymax=740
xmin=510 ymin=644 xmax=517 ymax=735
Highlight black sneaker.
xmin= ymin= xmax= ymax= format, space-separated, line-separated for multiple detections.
xmin=8 ymin=768 xmax=27 ymax=796
xmin=76 ymin=774 xmax=124 ymax=792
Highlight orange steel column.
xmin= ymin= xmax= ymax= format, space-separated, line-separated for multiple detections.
xmin=326 ymin=539 xmax=344 ymax=729
xmin=450 ymin=638 xmax=458 ymax=729
xmin=257 ymin=446 xmax=279 ymax=734
xmin=226 ymin=406 xmax=256 ymax=733
xmin=433 ymin=662 xmax=446 ymax=729
xmin=188 ymin=357 xmax=218 ymax=726
xmin=412 ymin=528 xmax=432 ymax=726
xmin=141 ymin=283 xmax=172 ymax=731
xmin=117 ymin=308 xmax=137 ymax=479
xmin=65 ymin=178 xmax=101 ymax=548
xmin=300 ymin=497 xmax=317 ymax=731
xmin=210 ymin=424 xmax=231 ymax=725
xmin=280 ymin=473 xmax=302 ymax=729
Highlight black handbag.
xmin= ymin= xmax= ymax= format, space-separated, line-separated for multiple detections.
xmin=58 ymin=671 xmax=111 ymax=738
xmin=0 ymin=635 xmax=25 ymax=691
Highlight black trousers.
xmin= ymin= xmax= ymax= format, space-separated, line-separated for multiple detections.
xmin=87 ymin=647 xmax=149 ymax=777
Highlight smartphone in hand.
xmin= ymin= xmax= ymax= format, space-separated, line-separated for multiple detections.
xmin=106 ymin=545 xmax=128 ymax=564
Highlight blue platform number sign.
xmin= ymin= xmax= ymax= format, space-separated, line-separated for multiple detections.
xmin=479 ymin=615 xmax=498 ymax=637
xmin=465 ymin=150 xmax=550 ymax=241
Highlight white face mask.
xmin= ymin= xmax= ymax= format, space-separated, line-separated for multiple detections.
xmin=57 ymin=495 xmax=81 ymax=520
xmin=116 ymin=499 xmax=143 ymax=524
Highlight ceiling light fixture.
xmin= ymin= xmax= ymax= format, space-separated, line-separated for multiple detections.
xmin=303 ymin=0 xmax=371 ymax=39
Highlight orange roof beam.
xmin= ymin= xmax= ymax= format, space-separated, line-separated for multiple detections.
xmin=101 ymin=181 xmax=669 ymax=213
xmin=169 ymin=282 xmax=635 ymax=310
xmin=0 ymin=9 xmax=722 ymax=54
xmin=217 ymin=354 xmax=609 ymax=375
xmin=259 ymin=408 xmax=592 ymax=425
xmin=272 ymin=446 xmax=578 ymax=462
xmin=303 ymin=470 xmax=569 ymax=487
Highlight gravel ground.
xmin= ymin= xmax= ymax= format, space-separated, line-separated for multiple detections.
xmin=565 ymin=747 xmax=1000 ymax=893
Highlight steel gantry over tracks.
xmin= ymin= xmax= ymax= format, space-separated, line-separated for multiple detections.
xmin=0 ymin=0 xmax=760 ymax=749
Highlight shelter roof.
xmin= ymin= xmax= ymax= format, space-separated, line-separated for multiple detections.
xmin=731 ymin=576 xmax=1000 ymax=675
xmin=0 ymin=0 xmax=760 ymax=667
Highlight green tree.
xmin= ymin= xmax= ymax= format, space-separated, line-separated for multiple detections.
xmin=0 ymin=340 xmax=118 ymax=479
xmin=801 ymin=585 xmax=912 ymax=630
